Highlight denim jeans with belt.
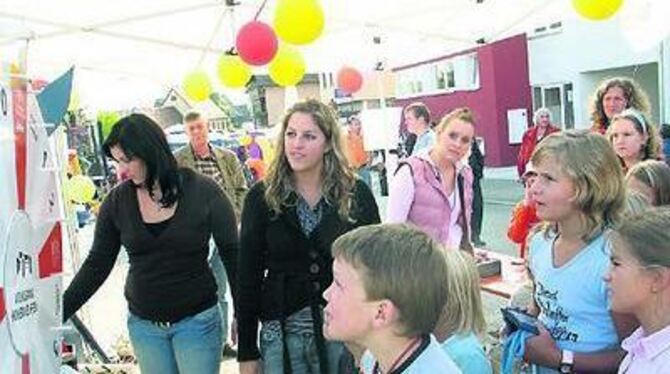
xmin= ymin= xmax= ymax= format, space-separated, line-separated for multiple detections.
xmin=127 ymin=304 xmax=222 ymax=374
xmin=260 ymin=306 xmax=343 ymax=374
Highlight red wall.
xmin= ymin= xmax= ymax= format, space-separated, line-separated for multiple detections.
xmin=394 ymin=34 xmax=531 ymax=167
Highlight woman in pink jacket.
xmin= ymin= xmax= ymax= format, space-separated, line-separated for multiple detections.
xmin=387 ymin=107 xmax=476 ymax=251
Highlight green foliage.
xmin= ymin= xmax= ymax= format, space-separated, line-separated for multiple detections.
xmin=97 ymin=111 xmax=120 ymax=141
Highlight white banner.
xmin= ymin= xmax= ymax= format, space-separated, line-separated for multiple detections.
xmin=0 ymin=78 xmax=63 ymax=373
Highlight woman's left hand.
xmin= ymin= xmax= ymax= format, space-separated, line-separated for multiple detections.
xmin=524 ymin=323 xmax=561 ymax=368
xmin=231 ymin=318 xmax=238 ymax=345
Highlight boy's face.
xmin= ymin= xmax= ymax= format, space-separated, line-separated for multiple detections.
xmin=323 ymin=258 xmax=376 ymax=343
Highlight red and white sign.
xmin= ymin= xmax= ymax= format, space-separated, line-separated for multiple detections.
xmin=1 ymin=80 xmax=63 ymax=373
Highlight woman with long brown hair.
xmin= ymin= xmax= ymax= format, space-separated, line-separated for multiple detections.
xmin=237 ymin=100 xmax=380 ymax=374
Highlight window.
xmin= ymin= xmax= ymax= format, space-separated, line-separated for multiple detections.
xmin=395 ymin=52 xmax=479 ymax=98
xmin=436 ymin=61 xmax=455 ymax=90
xmin=531 ymin=83 xmax=574 ymax=129
xmin=563 ymin=83 xmax=574 ymax=129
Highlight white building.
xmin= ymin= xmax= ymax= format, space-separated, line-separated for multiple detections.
xmin=528 ymin=17 xmax=669 ymax=129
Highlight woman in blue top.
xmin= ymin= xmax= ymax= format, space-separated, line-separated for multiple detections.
xmin=524 ymin=131 xmax=638 ymax=373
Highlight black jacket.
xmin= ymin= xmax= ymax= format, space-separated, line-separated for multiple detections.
xmin=469 ymin=140 xmax=485 ymax=180
xmin=237 ymin=179 xmax=380 ymax=361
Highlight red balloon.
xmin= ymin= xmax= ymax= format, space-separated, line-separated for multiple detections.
xmin=337 ymin=67 xmax=363 ymax=94
xmin=236 ymin=21 xmax=278 ymax=66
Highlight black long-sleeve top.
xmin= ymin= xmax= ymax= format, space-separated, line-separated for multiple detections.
xmin=63 ymin=168 xmax=238 ymax=323
xmin=237 ymin=180 xmax=381 ymax=361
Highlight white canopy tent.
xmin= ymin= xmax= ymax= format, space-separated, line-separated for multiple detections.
xmin=0 ymin=0 xmax=626 ymax=110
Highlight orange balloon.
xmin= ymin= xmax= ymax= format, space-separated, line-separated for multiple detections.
xmin=337 ymin=67 xmax=363 ymax=94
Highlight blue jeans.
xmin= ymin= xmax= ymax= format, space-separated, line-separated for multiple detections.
xmin=209 ymin=245 xmax=229 ymax=342
xmin=127 ymin=305 xmax=222 ymax=374
xmin=260 ymin=316 xmax=343 ymax=374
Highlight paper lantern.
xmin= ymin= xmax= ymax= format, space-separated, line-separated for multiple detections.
xmin=65 ymin=175 xmax=96 ymax=204
xmin=337 ymin=67 xmax=363 ymax=94
xmin=274 ymin=0 xmax=325 ymax=45
xmin=182 ymin=70 xmax=212 ymax=102
xmin=572 ymin=0 xmax=623 ymax=20
xmin=236 ymin=21 xmax=278 ymax=66
xmin=217 ymin=54 xmax=252 ymax=88
xmin=269 ymin=45 xmax=306 ymax=87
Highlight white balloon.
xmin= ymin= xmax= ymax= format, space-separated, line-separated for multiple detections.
xmin=619 ymin=0 xmax=670 ymax=52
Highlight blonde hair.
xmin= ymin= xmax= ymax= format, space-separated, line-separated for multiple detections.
xmin=531 ymin=130 xmax=625 ymax=241
xmin=590 ymin=77 xmax=651 ymax=132
xmin=626 ymin=160 xmax=670 ymax=206
xmin=332 ymin=224 xmax=449 ymax=337
xmin=608 ymin=109 xmax=662 ymax=162
xmin=624 ymin=190 xmax=651 ymax=216
xmin=264 ymin=99 xmax=356 ymax=219
xmin=436 ymin=107 xmax=475 ymax=134
xmin=611 ymin=207 xmax=670 ymax=269
xmin=433 ymin=250 xmax=486 ymax=339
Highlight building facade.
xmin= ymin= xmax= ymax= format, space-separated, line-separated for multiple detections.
xmin=392 ymin=34 xmax=532 ymax=167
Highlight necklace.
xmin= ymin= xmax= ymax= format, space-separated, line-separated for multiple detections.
xmin=372 ymin=337 xmax=422 ymax=374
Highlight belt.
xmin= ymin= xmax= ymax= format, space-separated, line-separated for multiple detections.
xmin=152 ymin=321 xmax=173 ymax=329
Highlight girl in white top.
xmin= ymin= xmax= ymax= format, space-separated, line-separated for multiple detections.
xmin=605 ymin=208 xmax=670 ymax=374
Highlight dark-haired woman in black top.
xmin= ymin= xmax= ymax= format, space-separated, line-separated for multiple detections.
xmin=63 ymin=113 xmax=238 ymax=374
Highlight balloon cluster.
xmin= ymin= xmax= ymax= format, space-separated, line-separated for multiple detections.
xmin=182 ymin=0 xmax=325 ymax=102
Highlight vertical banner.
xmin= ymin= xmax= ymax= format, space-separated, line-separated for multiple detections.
xmin=1 ymin=74 xmax=63 ymax=373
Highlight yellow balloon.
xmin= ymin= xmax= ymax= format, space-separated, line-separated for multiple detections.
xmin=240 ymin=134 xmax=252 ymax=146
xmin=217 ymin=54 xmax=252 ymax=89
xmin=269 ymin=45 xmax=306 ymax=87
xmin=257 ymin=138 xmax=275 ymax=164
xmin=572 ymin=0 xmax=623 ymax=20
xmin=182 ymin=70 xmax=212 ymax=102
xmin=66 ymin=175 xmax=97 ymax=204
xmin=68 ymin=90 xmax=80 ymax=111
xmin=274 ymin=0 xmax=325 ymax=45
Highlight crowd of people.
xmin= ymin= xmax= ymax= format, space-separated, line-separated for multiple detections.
xmin=62 ymin=76 xmax=670 ymax=374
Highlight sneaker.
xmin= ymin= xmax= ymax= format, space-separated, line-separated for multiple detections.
xmin=222 ymin=343 xmax=237 ymax=358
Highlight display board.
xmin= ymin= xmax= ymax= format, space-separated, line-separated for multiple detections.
xmin=0 ymin=77 xmax=63 ymax=373
xmin=360 ymin=107 xmax=402 ymax=151
xmin=507 ymin=108 xmax=528 ymax=145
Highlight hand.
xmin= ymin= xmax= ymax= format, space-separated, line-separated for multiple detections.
xmin=499 ymin=324 xmax=511 ymax=338
xmin=499 ymin=307 xmax=529 ymax=338
xmin=523 ymin=324 xmax=561 ymax=368
xmin=239 ymin=360 xmax=262 ymax=374
xmin=231 ymin=318 xmax=238 ymax=346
